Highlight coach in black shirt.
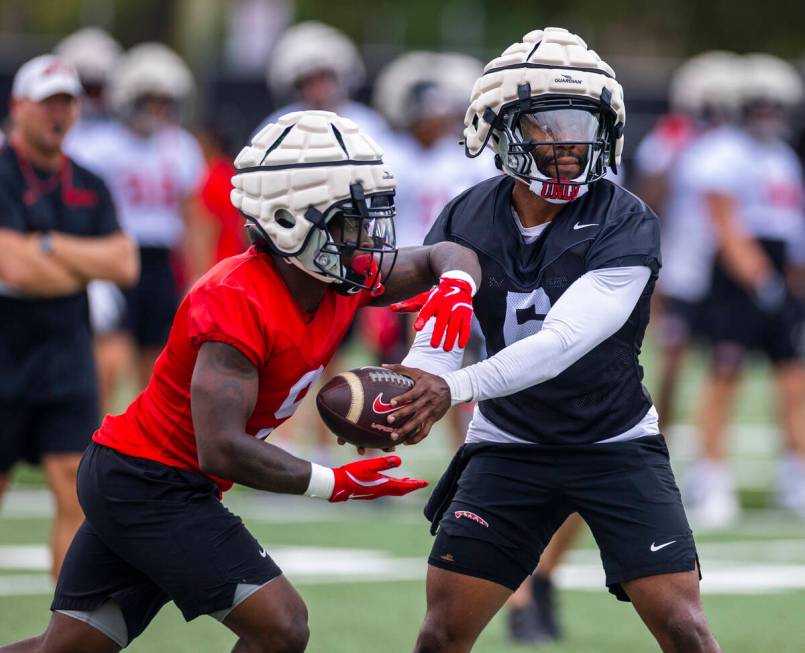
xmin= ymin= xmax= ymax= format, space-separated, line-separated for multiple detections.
xmin=0 ymin=55 xmax=138 ymax=578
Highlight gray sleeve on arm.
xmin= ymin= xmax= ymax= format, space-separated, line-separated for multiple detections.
xmin=441 ymin=266 xmax=651 ymax=404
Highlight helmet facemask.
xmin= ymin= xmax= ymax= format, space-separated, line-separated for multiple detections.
xmin=494 ymin=96 xmax=615 ymax=203
xmin=246 ymin=182 xmax=397 ymax=296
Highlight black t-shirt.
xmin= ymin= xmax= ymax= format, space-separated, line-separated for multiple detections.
xmin=425 ymin=176 xmax=661 ymax=445
xmin=0 ymin=145 xmax=120 ymax=400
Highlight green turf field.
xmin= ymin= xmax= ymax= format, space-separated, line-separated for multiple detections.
xmin=1 ymin=339 xmax=804 ymax=651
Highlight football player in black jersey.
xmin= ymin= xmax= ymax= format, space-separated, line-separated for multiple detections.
xmin=383 ymin=28 xmax=720 ymax=653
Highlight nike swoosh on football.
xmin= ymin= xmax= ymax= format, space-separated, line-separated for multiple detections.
xmin=573 ymin=221 xmax=599 ymax=230
xmin=346 ymin=471 xmax=389 ymax=487
xmin=372 ymin=393 xmax=399 ymax=415
xmin=650 ymin=540 xmax=677 ymax=552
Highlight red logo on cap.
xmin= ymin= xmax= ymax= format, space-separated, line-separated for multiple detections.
xmin=41 ymin=60 xmax=73 ymax=77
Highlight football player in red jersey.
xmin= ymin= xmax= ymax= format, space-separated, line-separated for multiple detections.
xmin=1 ymin=111 xmax=480 ymax=653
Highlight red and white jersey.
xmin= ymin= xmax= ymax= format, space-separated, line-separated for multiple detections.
xmin=93 ymin=248 xmax=371 ymax=491
xmin=392 ymin=134 xmax=497 ymax=247
xmin=690 ymin=126 xmax=805 ymax=249
xmin=71 ymin=121 xmax=204 ymax=248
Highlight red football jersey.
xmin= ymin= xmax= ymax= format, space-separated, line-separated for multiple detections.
xmin=93 ymin=247 xmax=370 ymax=491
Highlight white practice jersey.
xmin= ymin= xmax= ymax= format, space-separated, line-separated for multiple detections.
xmin=392 ymin=134 xmax=498 ymax=247
xmin=659 ymin=132 xmax=724 ymax=302
xmin=70 ymin=121 xmax=205 ymax=249
xmin=690 ymin=125 xmax=805 ymax=256
xmin=634 ymin=115 xmax=712 ymax=303
xmin=63 ymin=116 xmax=114 ymax=160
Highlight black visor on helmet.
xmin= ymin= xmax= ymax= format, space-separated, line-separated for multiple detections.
xmin=497 ymin=95 xmax=616 ymax=186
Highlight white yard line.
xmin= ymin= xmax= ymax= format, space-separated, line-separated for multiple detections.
xmin=3 ymin=543 xmax=805 ymax=598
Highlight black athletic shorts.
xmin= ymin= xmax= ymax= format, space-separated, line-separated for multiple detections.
xmin=0 ymin=395 xmax=98 ymax=472
xmin=705 ymin=288 xmax=802 ymax=366
xmin=123 ymin=247 xmax=179 ymax=348
xmin=426 ymin=435 xmax=699 ymax=601
xmin=704 ymin=241 xmax=803 ymax=365
xmin=656 ymin=295 xmax=705 ymax=348
xmin=52 ymin=443 xmax=281 ymax=643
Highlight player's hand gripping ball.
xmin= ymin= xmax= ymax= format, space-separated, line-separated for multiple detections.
xmin=316 ymin=366 xmax=413 ymax=449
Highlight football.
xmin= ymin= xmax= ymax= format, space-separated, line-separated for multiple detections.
xmin=316 ymin=366 xmax=414 ymax=448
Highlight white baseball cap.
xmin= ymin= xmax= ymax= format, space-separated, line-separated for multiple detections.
xmin=12 ymin=55 xmax=82 ymax=102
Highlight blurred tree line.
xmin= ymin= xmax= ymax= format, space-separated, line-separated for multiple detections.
xmin=2 ymin=0 xmax=805 ymax=65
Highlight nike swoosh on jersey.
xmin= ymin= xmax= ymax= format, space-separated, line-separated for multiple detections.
xmin=372 ymin=393 xmax=399 ymax=415
xmin=258 ymin=547 xmax=268 ymax=558
xmin=346 ymin=471 xmax=389 ymax=487
xmin=650 ymin=540 xmax=677 ymax=552
xmin=572 ymin=221 xmax=599 ymax=230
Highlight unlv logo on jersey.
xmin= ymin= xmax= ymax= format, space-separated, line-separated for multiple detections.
xmin=540 ymin=181 xmax=580 ymax=202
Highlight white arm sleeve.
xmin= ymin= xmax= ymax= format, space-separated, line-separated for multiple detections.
xmin=441 ymin=266 xmax=651 ymax=404
xmin=401 ymin=319 xmax=465 ymax=375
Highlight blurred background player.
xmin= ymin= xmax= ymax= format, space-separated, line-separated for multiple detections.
xmin=634 ymin=52 xmax=742 ymax=434
xmin=256 ymin=20 xmax=391 ymax=151
xmin=373 ymin=51 xmax=493 ymax=249
xmin=71 ymin=42 xmax=207 ymax=392
xmin=55 ymin=28 xmax=122 ymax=148
xmin=0 ymin=54 xmax=138 ymax=578
xmin=54 ymin=27 xmax=130 ymax=415
xmin=685 ymin=54 xmax=805 ymax=528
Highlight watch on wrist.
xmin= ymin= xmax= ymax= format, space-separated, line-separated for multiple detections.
xmin=39 ymin=232 xmax=54 ymax=255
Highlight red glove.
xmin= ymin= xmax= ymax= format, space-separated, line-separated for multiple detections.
xmin=329 ymin=456 xmax=427 ymax=502
xmin=391 ymin=271 xmax=475 ymax=352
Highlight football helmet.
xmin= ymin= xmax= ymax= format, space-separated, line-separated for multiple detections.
xmin=463 ymin=27 xmax=625 ymax=203
xmin=231 ymin=110 xmax=397 ymax=294
xmin=740 ymin=53 xmax=803 ymax=107
xmin=373 ymin=51 xmax=482 ymax=130
xmin=739 ymin=54 xmax=802 ymax=139
xmin=669 ymin=51 xmax=742 ymax=120
xmin=267 ymin=21 xmax=364 ymax=102
xmin=54 ymin=27 xmax=122 ymax=88
xmin=107 ymin=42 xmax=194 ymax=117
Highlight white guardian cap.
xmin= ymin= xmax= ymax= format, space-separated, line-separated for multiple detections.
xmin=54 ymin=28 xmax=122 ymax=87
xmin=373 ymin=51 xmax=483 ymax=130
xmin=231 ymin=110 xmax=397 ymax=294
xmin=108 ymin=42 xmax=194 ymax=116
xmin=740 ymin=53 xmax=803 ymax=107
xmin=463 ymin=27 xmax=625 ymax=203
xmin=669 ymin=51 xmax=743 ymax=120
xmin=267 ymin=22 xmax=365 ymax=101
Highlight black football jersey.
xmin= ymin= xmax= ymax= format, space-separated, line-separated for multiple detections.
xmin=424 ymin=176 xmax=661 ymax=445
xmin=0 ymin=146 xmax=120 ymax=400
